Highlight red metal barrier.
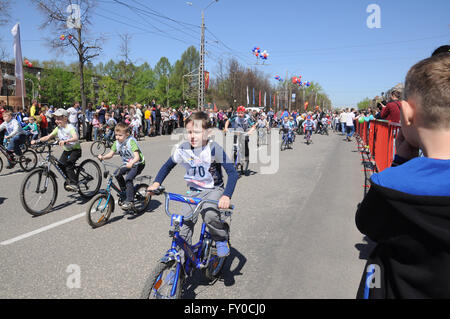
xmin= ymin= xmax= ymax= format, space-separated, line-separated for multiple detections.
xmin=355 ymin=120 xmax=401 ymax=172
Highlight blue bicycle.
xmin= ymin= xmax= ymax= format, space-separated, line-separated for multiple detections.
xmin=85 ymin=161 xmax=151 ymax=228
xmin=280 ymin=128 xmax=294 ymax=151
xmin=140 ymin=186 xmax=234 ymax=299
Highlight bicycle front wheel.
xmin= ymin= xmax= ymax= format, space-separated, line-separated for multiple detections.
xmin=86 ymin=194 xmax=113 ymax=228
xmin=204 ymin=247 xmax=227 ymax=282
xmin=77 ymin=159 xmax=102 ymax=198
xmin=140 ymin=261 xmax=184 ymax=299
xmin=19 ymin=150 xmax=38 ymax=172
xmin=20 ymin=168 xmax=58 ymax=216
xmin=0 ymin=156 xmax=3 ymax=174
xmin=90 ymin=141 xmax=106 ymax=157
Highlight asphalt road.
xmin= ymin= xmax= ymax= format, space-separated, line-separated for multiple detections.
xmin=0 ymin=129 xmax=368 ymax=299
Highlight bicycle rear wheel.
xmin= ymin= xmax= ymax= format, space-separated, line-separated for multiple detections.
xmin=280 ymin=138 xmax=287 ymax=151
xmin=133 ymin=183 xmax=151 ymax=214
xmin=90 ymin=141 xmax=106 ymax=157
xmin=77 ymin=159 xmax=102 ymax=198
xmin=86 ymin=194 xmax=113 ymax=228
xmin=140 ymin=261 xmax=184 ymax=299
xmin=20 ymin=168 xmax=58 ymax=216
xmin=19 ymin=150 xmax=38 ymax=172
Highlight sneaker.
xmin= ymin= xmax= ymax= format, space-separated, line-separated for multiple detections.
xmin=121 ymin=201 xmax=133 ymax=210
xmin=216 ymin=241 xmax=230 ymax=257
xmin=65 ymin=183 xmax=78 ymax=192
xmin=6 ymin=162 xmax=16 ymax=169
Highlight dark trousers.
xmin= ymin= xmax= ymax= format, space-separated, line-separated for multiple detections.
xmin=116 ymin=163 xmax=145 ymax=202
xmin=59 ymin=148 xmax=82 ymax=184
xmin=155 ymin=118 xmax=161 ymax=135
xmin=85 ymin=123 xmax=93 ymax=141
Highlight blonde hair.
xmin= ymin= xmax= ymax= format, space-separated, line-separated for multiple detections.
xmin=404 ymin=54 xmax=450 ymax=129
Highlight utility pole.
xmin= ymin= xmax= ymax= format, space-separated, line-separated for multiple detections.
xmin=198 ymin=11 xmax=205 ymax=110
xmin=285 ymin=70 xmax=288 ymax=111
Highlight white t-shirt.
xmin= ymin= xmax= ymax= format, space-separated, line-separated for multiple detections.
xmin=346 ymin=112 xmax=355 ymax=126
xmin=67 ymin=107 xmax=78 ymax=124
xmin=135 ymin=108 xmax=143 ymax=122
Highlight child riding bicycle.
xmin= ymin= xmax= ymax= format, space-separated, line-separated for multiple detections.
xmin=147 ymin=111 xmax=239 ymax=258
xmin=302 ymin=116 xmax=316 ymax=140
xmin=224 ymin=106 xmax=257 ymax=176
xmin=281 ymin=116 xmax=295 ymax=141
xmin=98 ymin=122 xmax=145 ymax=210
xmin=0 ymin=110 xmax=27 ymax=169
xmin=32 ymin=108 xmax=81 ymax=191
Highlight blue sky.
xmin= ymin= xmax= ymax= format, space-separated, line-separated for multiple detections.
xmin=1 ymin=0 xmax=449 ymax=107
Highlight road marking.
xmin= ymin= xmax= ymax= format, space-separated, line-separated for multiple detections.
xmin=0 ymin=212 xmax=86 ymax=246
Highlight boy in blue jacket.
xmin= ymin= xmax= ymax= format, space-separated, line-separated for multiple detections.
xmin=356 ymin=53 xmax=450 ymax=298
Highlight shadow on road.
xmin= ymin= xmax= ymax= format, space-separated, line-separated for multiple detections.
xmin=106 ymin=199 xmax=162 ymax=225
xmin=0 ymin=197 xmax=6 ymax=205
xmin=30 ymin=194 xmax=91 ymax=218
xmin=0 ymin=168 xmax=23 ymax=177
xmin=182 ymin=246 xmax=247 ymax=299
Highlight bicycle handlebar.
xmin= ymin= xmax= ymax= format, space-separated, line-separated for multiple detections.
xmin=150 ymin=186 xmax=234 ymax=222
xmin=99 ymin=160 xmax=127 ymax=177
xmin=32 ymin=141 xmax=59 ymax=148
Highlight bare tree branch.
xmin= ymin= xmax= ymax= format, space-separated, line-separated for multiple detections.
xmin=32 ymin=0 xmax=104 ymax=110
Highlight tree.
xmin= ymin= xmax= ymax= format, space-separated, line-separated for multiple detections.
xmin=39 ymin=67 xmax=75 ymax=107
xmin=0 ymin=0 xmax=11 ymax=60
xmin=32 ymin=0 xmax=103 ymax=110
xmin=153 ymin=57 xmax=172 ymax=106
xmin=126 ymin=62 xmax=156 ymax=104
xmin=117 ymin=33 xmax=135 ymax=104
xmin=357 ymin=98 xmax=371 ymax=110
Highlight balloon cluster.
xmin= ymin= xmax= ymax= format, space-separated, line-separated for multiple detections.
xmin=252 ymin=46 xmax=269 ymax=62
xmin=292 ymin=76 xmax=311 ymax=88
xmin=24 ymin=59 xmax=33 ymax=68
xmin=274 ymin=75 xmax=283 ymax=82
xmin=60 ymin=34 xmax=73 ymax=41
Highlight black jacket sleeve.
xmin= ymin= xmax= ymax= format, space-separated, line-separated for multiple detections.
xmin=355 ymin=186 xmax=394 ymax=242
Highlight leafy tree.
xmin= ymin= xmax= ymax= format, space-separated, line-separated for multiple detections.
xmin=357 ymin=98 xmax=371 ymax=110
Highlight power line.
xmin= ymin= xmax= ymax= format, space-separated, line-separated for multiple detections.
xmin=93 ymin=10 xmax=196 ymax=47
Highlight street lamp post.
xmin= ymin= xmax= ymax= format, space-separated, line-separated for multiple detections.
xmin=25 ymin=78 xmax=35 ymax=100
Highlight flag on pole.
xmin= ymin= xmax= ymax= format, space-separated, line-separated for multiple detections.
xmin=252 ymin=88 xmax=255 ymax=106
xmin=304 ymin=101 xmax=309 ymax=111
xmin=246 ymin=86 xmax=249 ymax=106
xmin=204 ymin=71 xmax=210 ymax=91
xmin=258 ymin=90 xmax=261 ymax=107
xmin=11 ymin=23 xmax=26 ymax=108
xmin=264 ymin=92 xmax=267 ymax=107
